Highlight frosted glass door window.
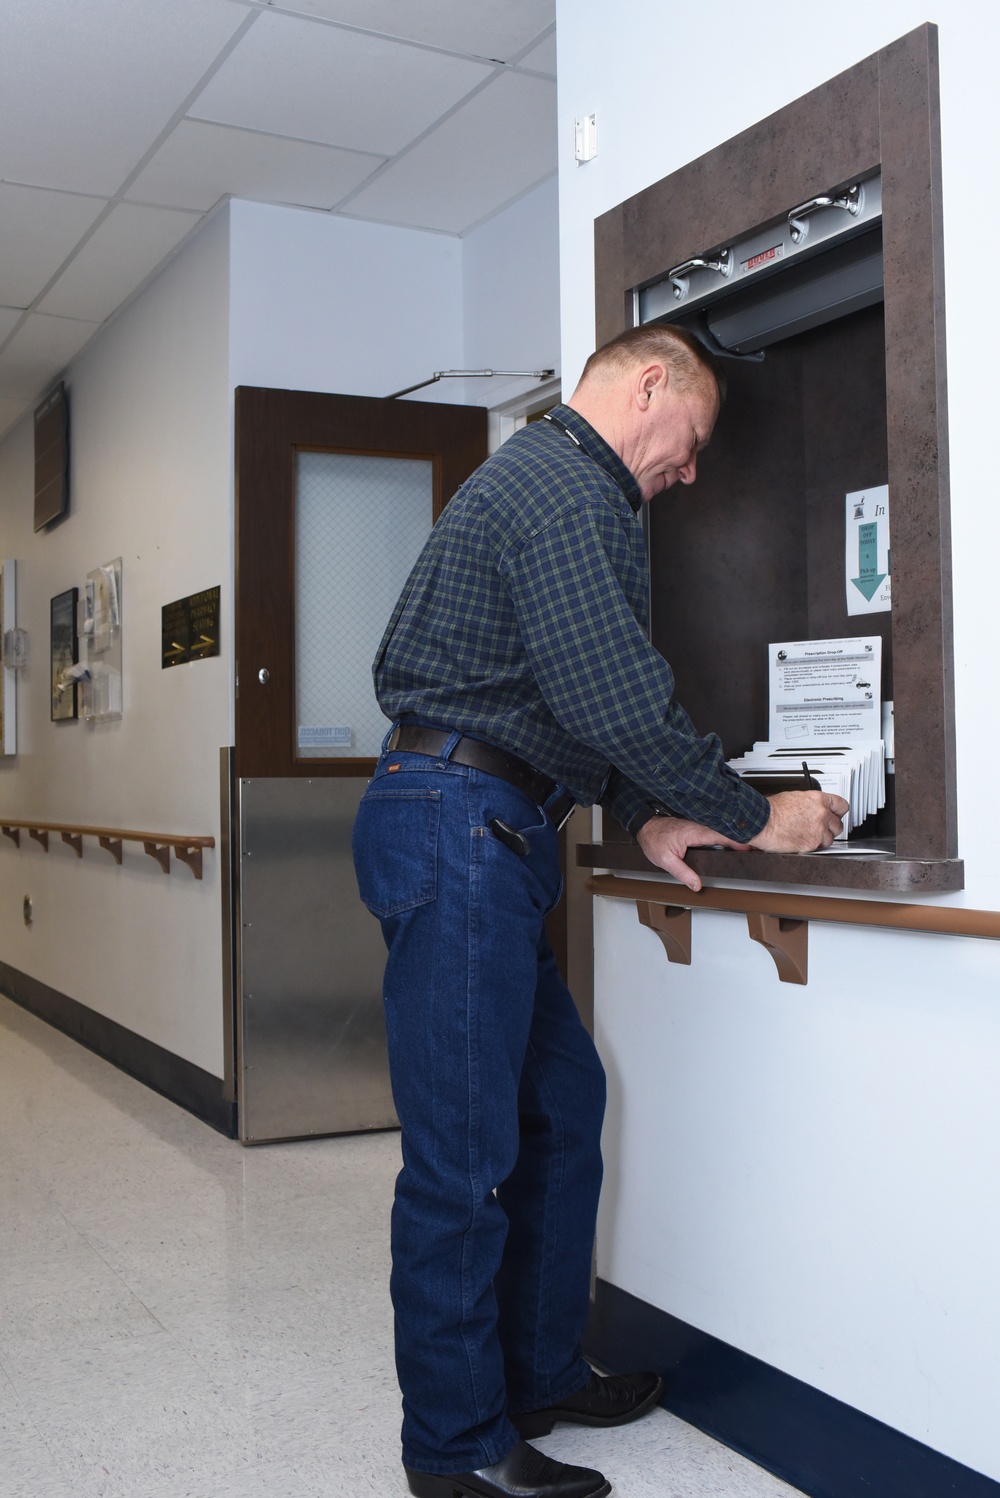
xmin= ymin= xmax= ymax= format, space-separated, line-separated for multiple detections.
xmin=295 ymin=451 xmax=433 ymax=758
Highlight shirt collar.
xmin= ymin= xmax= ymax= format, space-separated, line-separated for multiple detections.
xmin=543 ymin=405 xmax=644 ymax=514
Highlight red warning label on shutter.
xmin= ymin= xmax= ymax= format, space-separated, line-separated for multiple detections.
xmin=741 ymin=244 xmax=784 ymax=274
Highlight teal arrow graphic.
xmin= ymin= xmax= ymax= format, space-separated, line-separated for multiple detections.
xmin=852 ymin=520 xmax=886 ymax=602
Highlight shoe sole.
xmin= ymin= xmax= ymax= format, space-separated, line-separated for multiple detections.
xmin=511 ymin=1377 xmax=665 ymax=1439
xmin=406 ymin=1473 xmax=611 ymax=1498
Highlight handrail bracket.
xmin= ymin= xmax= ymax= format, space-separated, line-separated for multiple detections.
xmin=61 ymin=831 xmax=83 ymax=858
xmin=746 ymin=913 xmax=809 ymax=985
xmin=174 ymin=844 xmax=204 ymax=880
xmin=143 ymin=841 xmax=171 ymax=874
xmin=99 ymin=835 xmax=123 ymax=865
xmin=637 ymin=902 xmax=692 ymax=964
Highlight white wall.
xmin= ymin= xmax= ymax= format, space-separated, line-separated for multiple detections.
xmin=229 ymin=200 xmax=465 ymax=400
xmin=0 ymin=186 xmax=562 ymax=1082
xmin=557 ymin=0 xmax=1000 ymax=1481
xmin=0 ymin=207 xmax=232 ymax=1075
xmin=462 ymin=175 xmax=561 ymax=409
xmin=227 ymin=186 xmax=560 ymax=411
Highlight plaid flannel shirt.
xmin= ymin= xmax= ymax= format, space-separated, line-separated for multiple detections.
xmin=373 ymin=404 xmax=770 ymax=841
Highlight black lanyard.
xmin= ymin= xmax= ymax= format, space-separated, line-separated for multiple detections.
xmin=542 ymin=411 xmax=582 ymax=448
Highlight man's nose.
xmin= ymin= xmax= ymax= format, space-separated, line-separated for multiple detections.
xmin=678 ymin=452 xmax=698 ymax=484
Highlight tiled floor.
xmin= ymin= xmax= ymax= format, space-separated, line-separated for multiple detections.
xmin=0 ymin=993 xmax=804 ymax=1498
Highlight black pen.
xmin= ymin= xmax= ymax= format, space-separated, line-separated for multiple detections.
xmin=802 ymin=760 xmax=812 ymax=788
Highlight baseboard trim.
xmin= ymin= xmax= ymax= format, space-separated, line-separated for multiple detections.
xmin=586 ymin=1278 xmax=999 ymax=1498
xmin=0 ymin=960 xmax=236 ymax=1138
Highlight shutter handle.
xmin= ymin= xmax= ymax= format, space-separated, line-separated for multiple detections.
xmin=787 ymin=183 xmax=863 ymax=243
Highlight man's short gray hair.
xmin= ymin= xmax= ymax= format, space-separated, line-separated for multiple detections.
xmin=580 ymin=323 xmax=726 ymax=404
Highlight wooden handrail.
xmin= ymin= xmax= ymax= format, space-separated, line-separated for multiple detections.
xmin=589 ymin=875 xmax=1000 ymax=940
xmin=589 ymin=874 xmax=1000 ymax=986
xmin=0 ymin=819 xmax=215 ymax=880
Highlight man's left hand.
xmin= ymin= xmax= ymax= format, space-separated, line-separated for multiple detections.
xmin=636 ymin=815 xmax=750 ymax=892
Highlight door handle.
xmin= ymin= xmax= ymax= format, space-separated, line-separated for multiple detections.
xmin=258 ymin=668 xmax=270 ymax=684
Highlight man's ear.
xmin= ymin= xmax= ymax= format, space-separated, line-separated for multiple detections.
xmin=636 ymin=362 xmax=668 ymax=409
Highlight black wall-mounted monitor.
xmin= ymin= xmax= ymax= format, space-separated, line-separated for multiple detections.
xmin=34 ymin=382 xmax=69 ymax=531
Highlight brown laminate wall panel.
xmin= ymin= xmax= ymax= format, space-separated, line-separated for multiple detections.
xmin=593 ymin=203 xmax=628 ymax=347
xmin=592 ymin=22 xmax=959 ymax=888
xmin=649 ymin=345 xmax=808 ymax=759
xmin=799 ymin=305 xmax=891 ymax=658
xmin=650 ymin=304 xmax=891 ymax=769
xmin=878 ymin=27 xmax=956 ymax=858
xmin=798 ymin=304 xmax=894 ymax=839
xmin=618 ymin=56 xmax=880 ymax=295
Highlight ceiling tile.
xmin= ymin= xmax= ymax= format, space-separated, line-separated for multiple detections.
xmin=0 ymin=184 xmax=108 ymax=309
xmin=344 ymin=71 xmax=556 ymax=234
xmin=269 ymin=0 xmax=554 ymax=61
xmin=0 ymin=397 xmax=32 ymax=442
xmin=191 ymin=11 xmax=493 ymax=156
xmin=518 ymin=31 xmax=557 ymax=77
xmin=0 ymin=308 xmax=25 ymax=342
xmin=0 ymin=313 xmax=99 ymax=401
xmin=125 ymin=120 xmax=385 ymax=213
xmin=0 ymin=0 xmax=249 ymax=196
xmin=38 ymin=205 xmax=202 ymax=323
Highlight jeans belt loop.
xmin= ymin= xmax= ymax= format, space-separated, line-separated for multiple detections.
xmin=438 ymin=730 xmax=463 ymax=762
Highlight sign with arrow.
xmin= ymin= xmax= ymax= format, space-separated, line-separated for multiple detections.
xmin=845 ymin=485 xmax=890 ymax=615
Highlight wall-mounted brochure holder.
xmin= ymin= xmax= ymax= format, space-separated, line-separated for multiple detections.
xmin=78 ymin=558 xmax=122 ymax=722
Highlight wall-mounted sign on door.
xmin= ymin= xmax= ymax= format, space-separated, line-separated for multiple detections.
xmin=162 ymin=585 xmax=221 ymax=667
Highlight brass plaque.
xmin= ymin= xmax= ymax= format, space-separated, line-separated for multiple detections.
xmin=162 ymin=586 xmax=221 ymax=668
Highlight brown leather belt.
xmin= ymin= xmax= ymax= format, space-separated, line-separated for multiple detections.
xmin=386 ymin=724 xmax=576 ymax=829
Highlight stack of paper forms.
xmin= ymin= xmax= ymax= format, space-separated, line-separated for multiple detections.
xmin=727 ymin=637 xmax=887 ymax=839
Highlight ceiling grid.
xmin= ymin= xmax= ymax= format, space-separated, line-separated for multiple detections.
xmin=0 ymin=0 xmax=556 ymax=437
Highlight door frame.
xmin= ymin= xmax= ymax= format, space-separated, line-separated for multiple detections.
xmin=487 ymin=376 xmax=563 ymax=453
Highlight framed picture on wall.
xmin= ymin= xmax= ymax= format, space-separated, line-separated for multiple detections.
xmin=51 ymin=587 xmax=78 ymax=721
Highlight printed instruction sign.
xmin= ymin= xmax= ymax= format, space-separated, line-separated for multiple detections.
xmin=846 ymin=484 xmax=890 ymax=615
xmin=768 ymin=636 xmax=882 ymax=742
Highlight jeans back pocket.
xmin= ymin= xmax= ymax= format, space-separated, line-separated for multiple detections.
xmin=352 ymin=787 xmax=442 ymax=919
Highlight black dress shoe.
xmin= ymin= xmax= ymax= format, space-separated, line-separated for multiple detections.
xmin=510 ymin=1370 xmax=665 ymax=1439
xmin=403 ymin=1438 xmax=611 ymax=1498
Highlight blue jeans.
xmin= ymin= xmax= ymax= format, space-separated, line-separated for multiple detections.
xmin=352 ymin=735 xmax=606 ymax=1474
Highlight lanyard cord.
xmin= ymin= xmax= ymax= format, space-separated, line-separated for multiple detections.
xmin=542 ymin=411 xmax=582 ymax=447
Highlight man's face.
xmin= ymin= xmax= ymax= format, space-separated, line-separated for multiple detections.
xmin=628 ymin=369 xmax=719 ymax=502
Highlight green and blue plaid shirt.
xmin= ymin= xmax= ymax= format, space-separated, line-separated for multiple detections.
xmin=374 ymin=404 xmax=770 ymax=841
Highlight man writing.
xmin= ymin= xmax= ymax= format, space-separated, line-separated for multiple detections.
xmin=353 ymin=325 xmax=848 ymax=1498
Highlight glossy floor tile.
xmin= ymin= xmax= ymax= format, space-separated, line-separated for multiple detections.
xmin=0 ymin=994 xmax=803 ymax=1497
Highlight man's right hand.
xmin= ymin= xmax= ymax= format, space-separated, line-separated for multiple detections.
xmin=750 ymin=790 xmax=849 ymax=853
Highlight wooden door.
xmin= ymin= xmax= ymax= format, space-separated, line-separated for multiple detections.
xmin=232 ymin=387 xmax=487 ymax=1141
xmin=234 ymin=386 xmax=487 ymax=778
